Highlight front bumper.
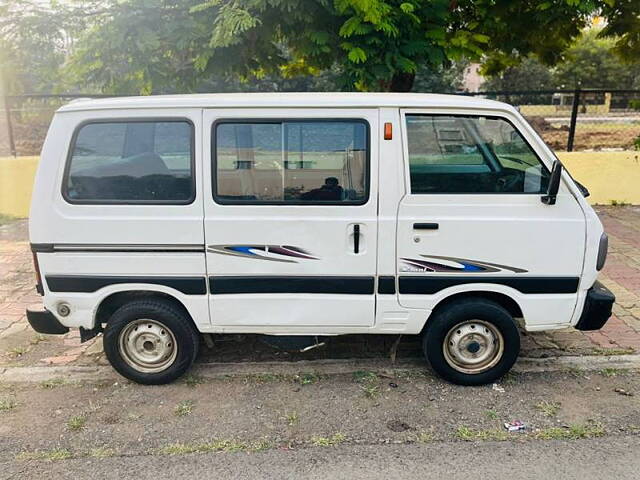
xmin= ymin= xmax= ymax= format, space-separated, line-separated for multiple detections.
xmin=574 ymin=281 xmax=615 ymax=331
xmin=26 ymin=308 xmax=70 ymax=335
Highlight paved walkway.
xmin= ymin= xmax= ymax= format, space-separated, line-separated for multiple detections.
xmin=1 ymin=206 xmax=640 ymax=369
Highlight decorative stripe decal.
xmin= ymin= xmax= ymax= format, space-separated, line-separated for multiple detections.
xmin=400 ymin=255 xmax=528 ymax=274
xmin=398 ymin=276 xmax=579 ymax=294
xmin=209 ymin=276 xmax=374 ymax=295
xmin=46 ymin=276 xmax=207 ymax=295
xmin=207 ymin=245 xmax=319 ymax=263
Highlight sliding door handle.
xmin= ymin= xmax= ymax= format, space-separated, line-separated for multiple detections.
xmin=413 ymin=223 xmax=439 ymax=230
xmin=354 ymin=224 xmax=360 ymax=253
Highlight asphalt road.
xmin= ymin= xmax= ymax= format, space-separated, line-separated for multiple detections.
xmin=4 ymin=436 xmax=639 ymax=480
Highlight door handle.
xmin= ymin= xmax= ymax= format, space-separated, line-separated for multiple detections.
xmin=413 ymin=223 xmax=439 ymax=230
xmin=353 ymin=224 xmax=360 ymax=254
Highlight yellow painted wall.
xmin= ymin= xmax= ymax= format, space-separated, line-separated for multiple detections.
xmin=519 ymin=104 xmax=610 ymax=116
xmin=1 ymin=151 xmax=639 ymax=218
xmin=561 ymin=151 xmax=640 ymax=205
xmin=0 ymin=157 xmax=39 ymax=219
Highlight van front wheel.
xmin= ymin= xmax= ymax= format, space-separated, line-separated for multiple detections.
xmin=422 ymin=299 xmax=520 ymax=386
xmin=103 ymin=300 xmax=199 ymax=385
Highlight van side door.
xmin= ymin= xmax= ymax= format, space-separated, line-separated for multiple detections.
xmin=396 ymin=110 xmax=586 ymax=330
xmin=203 ymin=109 xmax=379 ymax=329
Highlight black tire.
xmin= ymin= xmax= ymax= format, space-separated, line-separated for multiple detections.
xmin=422 ymin=298 xmax=520 ymax=386
xmin=103 ymin=299 xmax=199 ymax=385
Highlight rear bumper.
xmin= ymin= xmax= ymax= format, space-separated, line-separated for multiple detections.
xmin=574 ymin=281 xmax=615 ymax=331
xmin=26 ymin=308 xmax=69 ymax=335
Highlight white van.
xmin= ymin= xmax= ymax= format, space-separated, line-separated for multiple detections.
xmin=26 ymin=93 xmax=614 ymax=386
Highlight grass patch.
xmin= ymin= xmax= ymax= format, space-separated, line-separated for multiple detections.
xmin=159 ymin=439 xmax=268 ymax=455
xmin=183 ymin=374 xmax=205 ymax=388
xmin=311 ymin=432 xmax=346 ymax=447
xmin=353 ymin=370 xmax=378 ymax=383
xmin=17 ymin=448 xmax=73 ymax=462
xmin=40 ymin=378 xmax=68 ymax=389
xmin=30 ymin=334 xmax=48 ymax=345
xmin=296 ymin=372 xmax=320 ymax=385
xmin=354 ymin=370 xmax=380 ymax=398
xmin=174 ymin=400 xmax=194 ymax=417
xmin=8 ymin=346 xmax=27 ymax=358
xmin=485 ymin=409 xmax=498 ymax=420
xmin=361 ymin=383 xmax=380 ymax=399
xmin=535 ymin=401 xmax=561 ymax=417
xmin=455 ymin=426 xmax=509 ymax=442
xmin=414 ymin=430 xmax=435 ymax=443
xmin=89 ymin=447 xmax=115 ymax=458
xmin=0 ymin=213 xmax=19 ymax=226
xmin=599 ymin=368 xmax=625 ymax=377
xmin=67 ymin=415 xmax=87 ymax=431
xmin=565 ymin=367 xmax=588 ymax=378
xmin=534 ymin=423 xmax=605 ymax=440
xmin=593 ymin=347 xmax=635 ymax=356
xmin=609 ymin=199 xmax=631 ymax=207
xmin=0 ymin=398 xmax=17 ymax=412
xmin=501 ymin=372 xmax=519 ymax=385
xmin=239 ymin=373 xmax=288 ymax=383
xmin=285 ymin=411 xmax=299 ymax=426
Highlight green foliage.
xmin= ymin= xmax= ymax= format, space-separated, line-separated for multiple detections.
xmin=483 ymin=28 xmax=640 ymax=93
xmin=482 ymin=57 xmax=556 ymax=92
xmin=3 ymin=0 xmax=640 ymax=93
xmin=554 ymin=28 xmax=640 ymax=89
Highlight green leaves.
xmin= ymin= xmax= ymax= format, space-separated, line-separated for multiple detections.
xmin=347 ymin=46 xmax=367 ymax=63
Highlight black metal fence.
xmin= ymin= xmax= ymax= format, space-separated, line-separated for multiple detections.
xmin=1 ymin=89 xmax=640 ymax=156
xmin=466 ymin=89 xmax=640 ymax=152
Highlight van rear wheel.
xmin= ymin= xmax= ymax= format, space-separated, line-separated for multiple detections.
xmin=422 ymin=298 xmax=520 ymax=386
xmin=103 ymin=299 xmax=199 ymax=385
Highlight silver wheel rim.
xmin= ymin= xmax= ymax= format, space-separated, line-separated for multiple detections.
xmin=443 ymin=320 xmax=504 ymax=374
xmin=118 ymin=319 xmax=178 ymax=373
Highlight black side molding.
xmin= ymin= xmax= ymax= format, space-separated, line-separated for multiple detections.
xmin=399 ymin=276 xmax=580 ymax=295
xmin=378 ymin=276 xmax=396 ymax=294
xmin=210 ymin=276 xmax=375 ymax=295
xmin=46 ymin=276 xmax=207 ymax=295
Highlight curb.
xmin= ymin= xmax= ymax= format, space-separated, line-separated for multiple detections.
xmin=1 ymin=354 xmax=639 ymax=384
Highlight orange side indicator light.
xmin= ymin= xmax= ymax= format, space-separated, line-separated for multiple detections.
xmin=384 ymin=122 xmax=393 ymax=140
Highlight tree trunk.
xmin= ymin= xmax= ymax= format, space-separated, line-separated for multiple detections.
xmin=388 ymin=72 xmax=416 ymax=92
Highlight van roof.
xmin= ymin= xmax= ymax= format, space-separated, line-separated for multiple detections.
xmin=57 ymin=92 xmax=513 ymax=113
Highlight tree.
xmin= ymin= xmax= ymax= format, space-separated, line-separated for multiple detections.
xmin=481 ymin=58 xmax=555 ymax=93
xmin=0 ymin=0 xmax=72 ymax=93
xmin=194 ymin=0 xmax=608 ymax=92
xmin=5 ymin=0 xmax=640 ymax=94
xmin=554 ymin=28 xmax=640 ymax=89
xmin=412 ymin=61 xmax=468 ymax=93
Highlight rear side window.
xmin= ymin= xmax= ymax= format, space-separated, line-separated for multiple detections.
xmin=406 ymin=115 xmax=550 ymax=194
xmin=214 ymin=120 xmax=369 ymax=204
xmin=64 ymin=120 xmax=194 ymax=203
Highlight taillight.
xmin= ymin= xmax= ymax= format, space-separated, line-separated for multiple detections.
xmin=32 ymin=250 xmax=44 ymax=295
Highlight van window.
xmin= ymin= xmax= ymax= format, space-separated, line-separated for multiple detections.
xmin=214 ymin=120 xmax=368 ymax=204
xmin=406 ymin=115 xmax=550 ymax=194
xmin=64 ymin=120 xmax=194 ymax=203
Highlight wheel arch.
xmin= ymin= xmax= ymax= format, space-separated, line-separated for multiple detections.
xmin=95 ymin=290 xmax=196 ymax=330
xmin=420 ymin=291 xmax=524 ymax=335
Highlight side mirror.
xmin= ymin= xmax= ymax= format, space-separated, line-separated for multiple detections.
xmin=541 ymin=160 xmax=562 ymax=205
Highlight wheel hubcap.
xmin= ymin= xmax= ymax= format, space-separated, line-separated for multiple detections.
xmin=118 ymin=319 xmax=177 ymax=373
xmin=442 ymin=320 xmax=504 ymax=374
